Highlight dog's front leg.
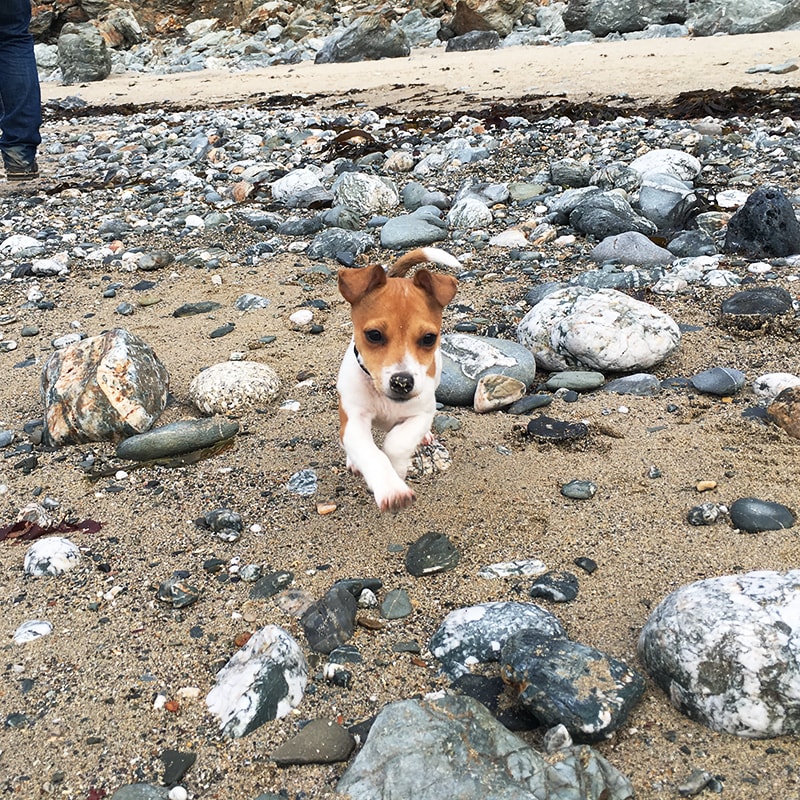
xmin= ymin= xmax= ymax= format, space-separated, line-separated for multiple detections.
xmin=341 ymin=410 xmax=416 ymax=512
xmin=382 ymin=413 xmax=434 ymax=481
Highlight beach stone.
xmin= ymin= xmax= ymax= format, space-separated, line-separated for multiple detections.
xmin=206 ymin=625 xmax=308 ymax=737
xmin=629 ymin=149 xmax=702 ymax=181
xmin=570 ymin=191 xmax=657 ymax=239
xmin=502 ymin=631 xmax=645 ymax=742
xmin=591 ymin=162 xmax=641 ymax=193
xmin=689 ymin=367 xmax=746 ymax=397
xmin=589 ymin=231 xmax=674 ymax=266
xmin=768 ymin=386 xmax=800 ymax=437
xmin=116 ymin=417 xmax=239 ymax=461
xmin=189 ymin=361 xmax=281 ymax=415
xmin=439 ymin=333 xmax=536 ymax=406
xmin=380 ymin=210 xmax=448 ymax=249
xmin=451 ymin=674 xmax=539 ymax=731
xmin=301 ymin=585 xmax=358 ymax=654
xmin=723 ymin=186 xmax=800 ymax=257
xmin=270 ymin=719 xmax=355 ymax=765
xmin=429 ymin=601 xmax=567 ymax=681
xmin=405 ymin=531 xmax=460 ymax=577
xmin=526 ymin=415 xmax=588 ymax=442
xmin=529 ymin=571 xmax=580 ymax=602
xmin=58 ymin=22 xmax=111 ymax=84
xmin=545 ymin=371 xmax=605 ymax=392
xmin=561 ymin=480 xmax=597 ymax=500
xmin=287 ymin=468 xmax=318 ymax=497
xmin=172 ymin=301 xmax=222 ymax=318
xmin=719 ymin=286 xmax=795 ymax=334
xmin=381 ymin=588 xmax=413 ymax=620
xmin=41 ymin=328 xmax=169 ymax=447
xmin=234 ymin=293 xmax=271 ymax=312
xmin=110 ymin=787 xmax=170 ymax=800
xmin=551 ymin=158 xmax=593 ymax=188
xmin=687 ymin=502 xmax=724 ymax=526
xmin=571 ymin=266 xmax=659 ymax=291
xmin=728 ymin=497 xmax=795 ymax=532
xmin=13 ymin=619 xmax=53 ymax=644
xmin=603 ymin=373 xmax=661 ymax=395
xmin=336 ymin=694 xmax=634 ymax=800
xmin=156 ymin=576 xmax=200 ymax=609
xmin=448 ymin=197 xmax=493 ymax=229
xmin=668 ymin=230 xmax=718 ymax=257
xmin=23 ymin=537 xmax=81 ymax=577
xmin=332 ymin=171 xmax=399 ymax=216
xmin=637 ymin=172 xmax=697 ymax=231
xmin=507 ymin=393 xmax=553 ymax=414
xmin=446 ymin=29 xmax=501 ymax=51
xmin=271 ymin=168 xmax=323 ymax=204
xmin=307 ymin=228 xmax=374 ymax=260
xmin=478 ymin=559 xmax=547 ymax=579
xmin=315 ymin=15 xmax=410 ymax=64
xmin=518 ymin=286 xmax=680 ymax=373
xmin=638 ymin=570 xmax=800 ymax=737
xmin=754 ymin=373 xmax=800 ymax=404
xmin=473 ymin=374 xmax=526 ymax=412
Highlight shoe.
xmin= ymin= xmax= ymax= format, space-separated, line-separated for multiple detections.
xmin=5 ymin=160 xmax=39 ymax=182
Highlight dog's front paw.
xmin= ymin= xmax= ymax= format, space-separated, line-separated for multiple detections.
xmin=420 ymin=431 xmax=435 ymax=446
xmin=376 ymin=483 xmax=416 ymax=512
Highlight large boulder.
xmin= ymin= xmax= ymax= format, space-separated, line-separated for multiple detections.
xmin=57 ymin=21 xmax=112 ymax=83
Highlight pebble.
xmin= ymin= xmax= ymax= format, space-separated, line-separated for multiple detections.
xmin=560 ymin=479 xmax=597 ymax=500
xmin=545 ymin=371 xmax=605 ymax=392
xmin=526 ymin=415 xmax=589 ymax=442
xmin=478 ymin=559 xmax=547 ymax=579
xmin=13 ymin=619 xmax=53 ymax=644
xmin=405 ymin=531 xmax=460 ymax=577
xmin=23 ymin=536 xmax=81 ymax=577
xmin=270 ymin=718 xmax=355 ymax=765
xmin=116 ymin=417 xmax=239 ymax=461
xmin=189 ymin=361 xmax=282 ymax=415
xmin=381 ymin=588 xmax=413 ymax=619
xmin=689 ymin=366 xmax=746 ymax=397
xmin=529 ymin=570 xmax=580 ymax=602
xmin=728 ymin=497 xmax=795 ymax=532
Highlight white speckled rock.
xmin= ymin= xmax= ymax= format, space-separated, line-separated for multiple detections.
xmin=189 ymin=361 xmax=281 ymax=415
xmin=14 ymin=619 xmax=53 ymax=644
xmin=41 ymin=328 xmax=169 ymax=446
xmin=753 ymin=373 xmax=800 ymax=404
xmin=629 ymin=148 xmax=702 ymax=181
xmin=332 ymin=172 xmax=399 ymax=216
xmin=206 ymin=625 xmax=308 ymax=738
xmin=271 ymin=167 xmax=323 ymax=204
xmin=429 ymin=601 xmax=567 ymax=681
xmin=24 ymin=537 xmax=81 ymax=577
xmin=447 ymin=197 xmax=493 ymax=229
xmin=517 ymin=286 xmax=681 ymax=372
xmin=638 ymin=570 xmax=800 ymax=737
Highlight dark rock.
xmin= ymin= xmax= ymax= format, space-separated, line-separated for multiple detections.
xmin=58 ymin=22 xmax=111 ymax=84
xmin=529 ymin=571 xmax=580 ymax=602
xmin=723 ymin=186 xmax=800 ymax=257
xmin=381 ymin=588 xmax=413 ymax=619
xmin=160 ymin=749 xmax=196 ymax=785
xmin=172 ymin=301 xmax=222 ymax=317
xmin=689 ymin=367 xmax=746 ymax=397
xmin=301 ymin=585 xmax=358 ymax=653
xmin=445 ymin=30 xmax=500 ymax=51
xmin=405 ymin=531 xmax=460 ymax=577
xmin=116 ymin=417 xmax=239 ymax=461
xmin=719 ymin=286 xmax=795 ymax=334
xmin=729 ymin=497 xmax=795 ymax=532
xmin=451 ymin=674 xmax=539 ymax=731
xmin=501 ymin=630 xmax=645 ymax=742
xmin=526 ymin=415 xmax=589 ymax=442
xmin=270 ymin=718 xmax=355 ymax=765
xmin=250 ymin=570 xmax=294 ymax=599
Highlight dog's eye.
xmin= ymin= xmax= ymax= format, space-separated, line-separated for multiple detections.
xmin=365 ymin=329 xmax=384 ymax=344
xmin=420 ymin=332 xmax=438 ymax=347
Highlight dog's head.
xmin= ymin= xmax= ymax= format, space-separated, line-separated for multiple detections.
xmin=338 ymin=264 xmax=458 ymax=401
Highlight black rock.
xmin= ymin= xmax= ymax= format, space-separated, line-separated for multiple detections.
xmin=451 ymin=674 xmax=539 ymax=731
xmin=249 ymin=570 xmax=294 ymax=599
xmin=723 ymin=186 xmax=800 ymax=258
xmin=445 ymin=30 xmax=500 ymax=51
xmin=689 ymin=367 xmax=745 ymax=397
xmin=574 ymin=556 xmax=598 ymax=574
xmin=160 ymin=749 xmax=196 ymax=786
xmin=405 ymin=531 xmax=461 ymax=577
xmin=529 ymin=571 xmax=579 ymax=602
xmin=719 ymin=286 xmax=795 ymax=333
xmin=172 ymin=300 xmax=222 ymax=317
xmin=301 ymin=585 xmax=358 ymax=653
xmin=501 ymin=630 xmax=645 ymax=742
xmin=728 ymin=497 xmax=795 ymax=532
xmin=526 ymin=415 xmax=588 ymax=442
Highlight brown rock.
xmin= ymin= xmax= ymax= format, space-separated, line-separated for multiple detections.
xmin=768 ymin=386 xmax=800 ymax=438
xmin=41 ymin=328 xmax=169 ymax=446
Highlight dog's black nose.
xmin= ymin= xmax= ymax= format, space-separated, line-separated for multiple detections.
xmin=389 ymin=372 xmax=415 ymax=395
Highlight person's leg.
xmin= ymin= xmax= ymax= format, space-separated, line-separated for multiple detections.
xmin=0 ymin=0 xmax=42 ymax=177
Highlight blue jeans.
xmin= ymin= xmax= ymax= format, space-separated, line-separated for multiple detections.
xmin=0 ymin=0 xmax=41 ymax=167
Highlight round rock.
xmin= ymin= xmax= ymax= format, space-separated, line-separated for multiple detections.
xmin=189 ymin=361 xmax=281 ymax=415
xmin=729 ymin=497 xmax=795 ymax=532
xmin=24 ymin=537 xmax=81 ymax=577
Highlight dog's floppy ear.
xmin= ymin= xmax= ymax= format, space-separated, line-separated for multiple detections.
xmin=338 ymin=264 xmax=387 ymax=305
xmin=413 ymin=269 xmax=458 ymax=308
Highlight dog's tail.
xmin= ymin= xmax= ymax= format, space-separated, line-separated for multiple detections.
xmin=388 ymin=247 xmax=461 ymax=278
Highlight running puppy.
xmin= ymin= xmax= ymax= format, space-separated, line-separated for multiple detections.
xmin=336 ymin=247 xmax=459 ymax=511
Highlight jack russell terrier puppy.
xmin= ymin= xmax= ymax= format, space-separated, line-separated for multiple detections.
xmin=336 ymin=247 xmax=459 ymax=512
